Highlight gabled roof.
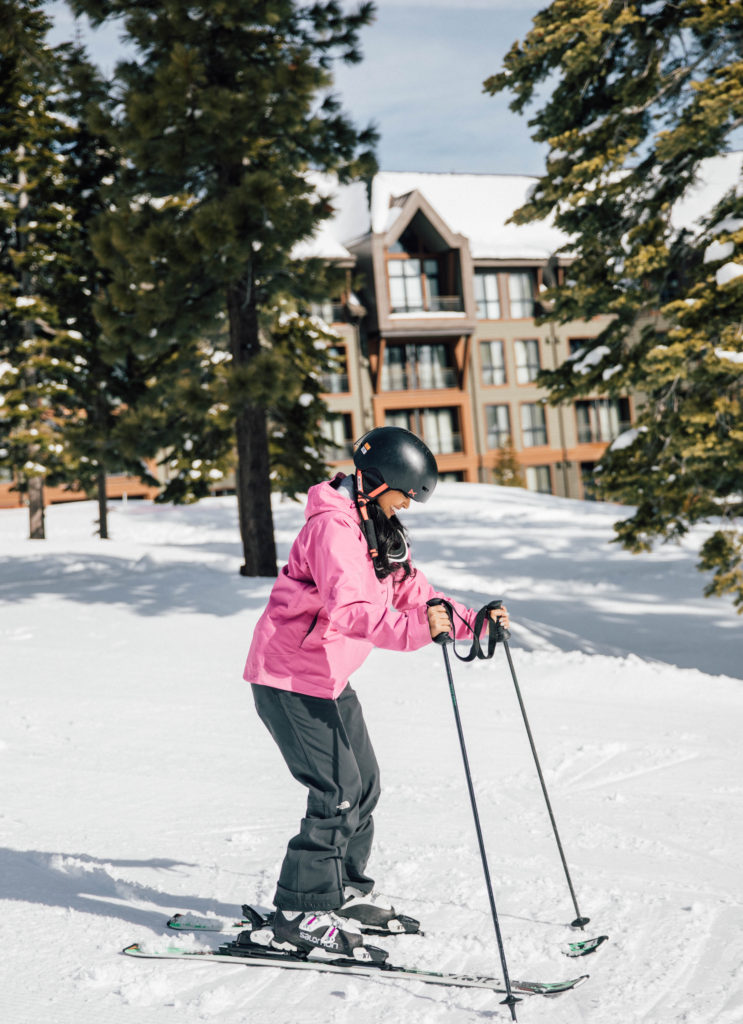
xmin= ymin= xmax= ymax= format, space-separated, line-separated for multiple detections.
xmin=380 ymin=187 xmax=467 ymax=251
xmin=369 ymin=171 xmax=568 ymax=260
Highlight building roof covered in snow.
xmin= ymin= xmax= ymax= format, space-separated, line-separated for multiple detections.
xmin=299 ymin=153 xmax=743 ymax=263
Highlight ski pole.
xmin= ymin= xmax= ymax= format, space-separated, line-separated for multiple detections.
xmin=427 ymin=598 xmax=520 ymax=1020
xmin=490 ymin=600 xmax=589 ymax=930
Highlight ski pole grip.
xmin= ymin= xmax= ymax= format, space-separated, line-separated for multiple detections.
xmin=489 ymin=599 xmax=510 ymax=642
xmin=426 ymin=597 xmax=452 ymax=645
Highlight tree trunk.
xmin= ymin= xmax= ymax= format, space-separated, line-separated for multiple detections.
xmin=28 ymin=476 xmax=45 ymax=539
xmin=19 ymin=151 xmax=45 ymax=541
xmin=97 ymin=466 xmax=109 ymax=539
xmin=228 ymin=276 xmax=278 ymax=577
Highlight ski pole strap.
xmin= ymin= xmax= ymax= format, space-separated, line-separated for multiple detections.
xmin=426 ymin=598 xmax=510 ymax=661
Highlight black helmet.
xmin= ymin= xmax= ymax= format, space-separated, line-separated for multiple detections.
xmin=353 ymin=426 xmax=438 ymax=503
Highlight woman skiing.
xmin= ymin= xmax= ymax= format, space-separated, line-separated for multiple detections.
xmin=244 ymin=426 xmax=509 ymax=963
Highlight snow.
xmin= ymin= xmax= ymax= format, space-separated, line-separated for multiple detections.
xmin=291 ymin=219 xmax=354 ymax=263
xmin=670 ymin=152 xmax=743 ymax=231
xmin=703 ymin=239 xmax=735 ymax=264
xmin=572 ymin=345 xmax=611 ymax=375
xmin=1 ymin=484 xmax=742 ymax=1024
xmin=297 ymin=155 xmax=743 ymax=265
xmin=369 ymin=171 xmax=569 ymax=259
xmin=715 ymin=261 xmax=743 ymax=286
xmin=715 ymin=347 xmax=743 ymax=364
xmin=608 ymin=427 xmax=641 ymax=452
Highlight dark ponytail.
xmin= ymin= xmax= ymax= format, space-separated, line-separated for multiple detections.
xmin=365 ymin=500 xmax=415 ymax=581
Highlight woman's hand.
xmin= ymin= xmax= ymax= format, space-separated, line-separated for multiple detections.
xmin=428 ymin=603 xmax=452 ymax=640
xmin=490 ymin=604 xmax=510 ymax=631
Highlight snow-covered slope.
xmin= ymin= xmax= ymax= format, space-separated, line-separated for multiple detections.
xmin=1 ymin=484 xmax=741 ymax=1024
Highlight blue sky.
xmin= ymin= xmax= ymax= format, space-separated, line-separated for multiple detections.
xmin=44 ymin=0 xmax=547 ymax=176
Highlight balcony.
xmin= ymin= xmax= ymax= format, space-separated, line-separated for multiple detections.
xmin=390 ymin=294 xmax=464 ymax=315
xmin=310 ymin=301 xmax=348 ymax=324
xmin=428 ymin=432 xmax=463 ymax=455
xmin=324 ymin=441 xmax=354 ymax=461
xmin=319 ymin=372 xmax=350 ymax=394
xmin=382 ymin=366 xmax=458 ymax=391
xmin=577 ymin=420 xmax=632 ymax=445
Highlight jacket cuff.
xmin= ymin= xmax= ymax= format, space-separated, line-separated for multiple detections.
xmin=412 ymin=604 xmax=433 ymax=647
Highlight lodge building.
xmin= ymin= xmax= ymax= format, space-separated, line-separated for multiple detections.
xmin=313 ymin=171 xmax=632 ymax=500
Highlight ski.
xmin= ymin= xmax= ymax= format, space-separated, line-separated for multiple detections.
xmin=122 ymin=938 xmax=589 ymax=997
xmin=165 ymin=909 xmax=607 ymax=958
xmin=564 ymin=934 xmax=608 ymax=958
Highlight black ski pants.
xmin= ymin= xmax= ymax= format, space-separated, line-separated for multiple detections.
xmin=251 ymin=682 xmax=381 ymax=912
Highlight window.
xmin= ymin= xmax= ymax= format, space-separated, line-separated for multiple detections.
xmin=480 ymin=340 xmax=506 ymax=386
xmin=474 ymin=270 xmax=501 ymax=319
xmin=569 ymin=338 xmax=588 ymax=358
xmin=310 ymin=299 xmax=345 ymax=323
xmin=319 ymin=345 xmax=349 ymax=394
xmin=384 ymin=407 xmax=462 ymax=454
xmin=388 ymin=219 xmax=463 ymax=313
xmin=382 ymin=344 xmax=407 ymax=390
xmin=485 ymin=405 xmax=511 ymax=449
xmin=525 ymin=466 xmax=552 ymax=494
xmin=423 ymin=258 xmax=441 ymax=308
xmin=575 ymin=398 xmax=631 ymax=443
xmin=321 ymin=413 xmax=354 ymax=460
xmin=521 ymin=403 xmax=548 ymax=446
xmin=422 ymin=408 xmax=461 ymax=454
xmin=508 ymin=271 xmax=535 ymax=318
xmin=514 ymin=339 xmax=541 ymax=384
xmin=381 ymin=343 xmax=456 ymax=391
xmin=385 ymin=410 xmax=410 ymax=431
xmin=388 ymin=259 xmax=424 ymax=312
xmin=580 ymin=461 xmax=598 ymax=500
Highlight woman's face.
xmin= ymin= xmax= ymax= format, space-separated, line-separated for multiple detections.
xmin=376 ymin=489 xmax=411 ymax=519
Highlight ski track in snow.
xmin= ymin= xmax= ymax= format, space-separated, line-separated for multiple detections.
xmin=1 ymin=485 xmax=742 ymax=1024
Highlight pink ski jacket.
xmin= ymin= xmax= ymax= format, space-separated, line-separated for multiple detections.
xmin=244 ymin=476 xmax=483 ymax=699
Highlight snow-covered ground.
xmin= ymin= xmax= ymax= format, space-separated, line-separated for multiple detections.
xmin=1 ymin=483 xmax=741 ymax=1024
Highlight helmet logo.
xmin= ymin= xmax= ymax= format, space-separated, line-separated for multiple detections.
xmin=408 ymin=488 xmax=417 ymax=497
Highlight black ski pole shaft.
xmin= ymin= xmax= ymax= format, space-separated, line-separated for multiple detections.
xmin=427 ymin=600 xmax=520 ymax=1020
xmin=492 ymin=602 xmax=589 ymax=930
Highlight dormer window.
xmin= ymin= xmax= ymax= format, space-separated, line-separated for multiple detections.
xmin=386 ymin=216 xmax=462 ymax=314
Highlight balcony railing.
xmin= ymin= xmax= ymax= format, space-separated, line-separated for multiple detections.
xmin=324 ymin=441 xmax=354 ymax=461
xmin=382 ymin=366 xmax=458 ymax=391
xmin=428 ymin=432 xmax=463 ymax=455
xmin=310 ymin=302 xmax=347 ymax=324
xmin=319 ymin=372 xmax=350 ymax=394
xmin=577 ymin=420 xmax=632 ymax=444
xmin=390 ymin=295 xmax=464 ymax=314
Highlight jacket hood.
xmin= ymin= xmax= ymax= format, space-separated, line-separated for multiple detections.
xmin=304 ymin=474 xmax=358 ymax=524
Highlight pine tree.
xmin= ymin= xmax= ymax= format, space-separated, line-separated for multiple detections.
xmin=68 ymin=0 xmax=377 ymax=576
xmin=491 ymin=436 xmax=525 ymax=488
xmin=486 ymin=0 xmax=743 ymax=610
xmin=50 ymin=43 xmax=158 ymax=539
xmin=0 ymin=0 xmax=78 ymax=537
xmin=1 ymin=13 xmax=165 ymax=542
